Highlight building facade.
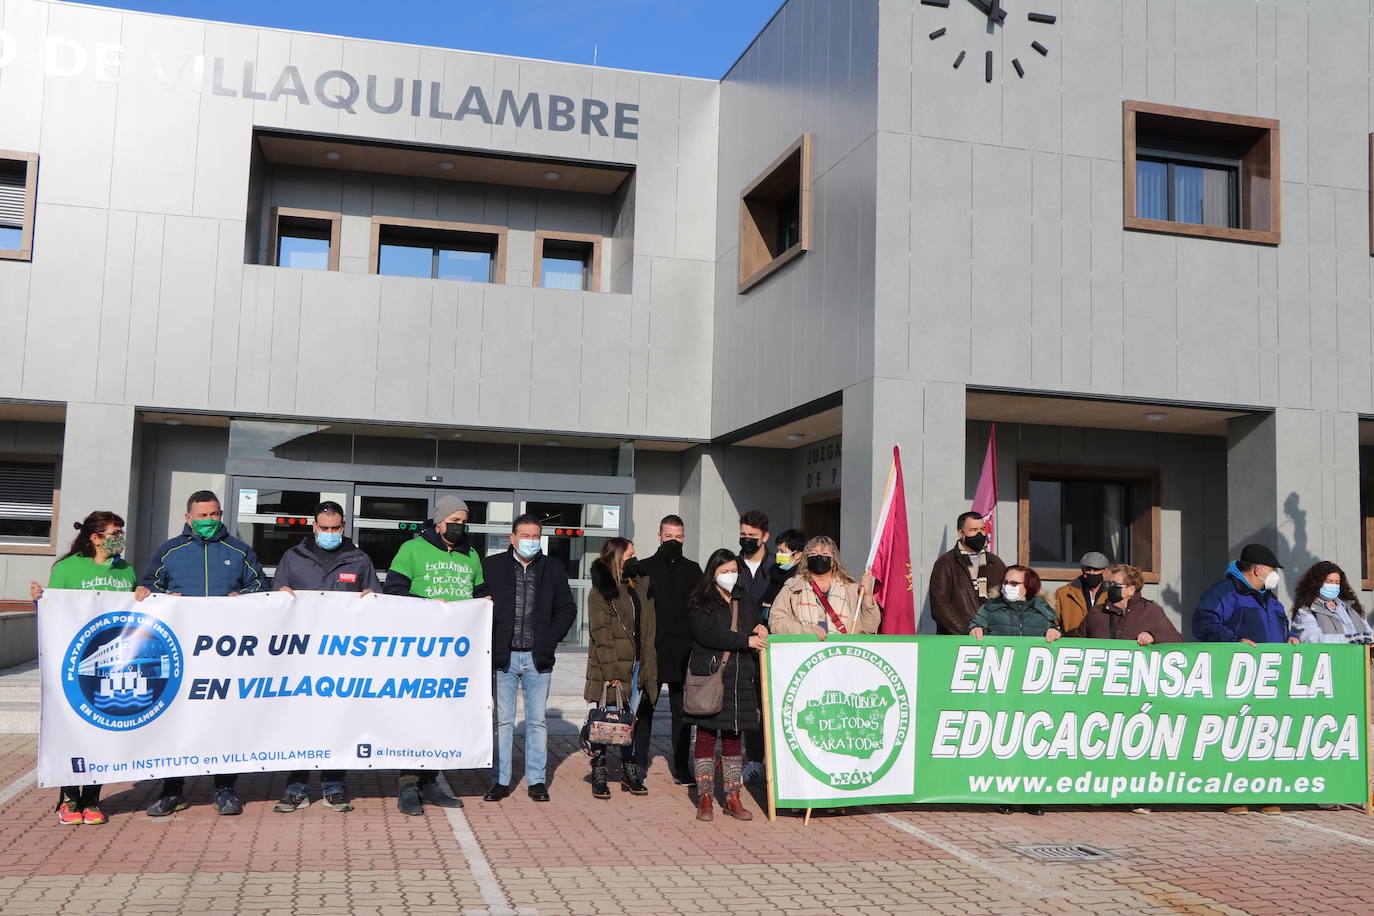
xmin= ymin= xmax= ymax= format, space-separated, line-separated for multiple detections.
xmin=0 ymin=0 xmax=1369 ymax=642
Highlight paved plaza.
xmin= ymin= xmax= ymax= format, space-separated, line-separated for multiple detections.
xmin=2 ymin=652 xmax=1374 ymax=916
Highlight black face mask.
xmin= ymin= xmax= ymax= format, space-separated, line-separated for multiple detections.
xmin=1106 ymin=584 xmax=1125 ymax=603
xmin=739 ymin=536 xmax=760 ymax=555
xmin=806 ymin=554 xmax=833 ymax=575
xmin=621 ymin=557 xmax=642 ymax=580
xmin=1082 ymin=572 xmax=1103 ymax=589
xmin=660 ymin=539 xmax=683 ymax=559
xmin=442 ymin=522 xmax=468 ymax=543
xmin=963 ymin=532 xmax=988 ymax=552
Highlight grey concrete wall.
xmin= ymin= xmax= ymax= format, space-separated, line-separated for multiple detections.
xmin=629 ymin=449 xmax=682 ymax=552
xmin=712 ymin=0 xmax=881 ymax=438
xmin=131 ymin=424 xmax=231 ymax=568
xmin=680 ymin=445 xmax=795 ymax=563
xmin=57 ymin=402 xmax=136 ymax=541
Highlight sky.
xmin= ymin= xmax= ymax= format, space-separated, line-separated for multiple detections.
xmin=68 ymin=0 xmax=785 ymax=79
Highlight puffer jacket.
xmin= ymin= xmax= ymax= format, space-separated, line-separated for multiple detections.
xmin=143 ymin=523 xmax=266 ymax=597
xmin=1192 ymin=562 xmax=1295 ymax=643
xmin=968 ymin=595 xmax=1059 ymax=637
xmin=583 ymin=559 xmax=657 ymax=703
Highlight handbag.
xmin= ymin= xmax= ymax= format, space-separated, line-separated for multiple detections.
xmin=585 ymin=681 xmax=636 ymax=747
xmin=683 ymin=599 xmax=739 ymax=717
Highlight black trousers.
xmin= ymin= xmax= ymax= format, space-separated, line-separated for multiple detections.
xmin=632 ymin=682 xmax=691 ymax=775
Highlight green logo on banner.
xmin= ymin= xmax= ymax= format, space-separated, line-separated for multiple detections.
xmin=781 ymin=644 xmax=911 ymax=790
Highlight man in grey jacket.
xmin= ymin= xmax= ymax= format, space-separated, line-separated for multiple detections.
xmin=270 ymin=500 xmax=381 ymax=813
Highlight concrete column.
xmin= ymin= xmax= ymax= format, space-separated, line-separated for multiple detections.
xmin=58 ymin=402 xmax=137 ymax=538
xmin=840 ymin=377 xmax=965 ymax=632
xmin=679 ymin=444 xmax=795 ymax=562
xmin=1225 ymin=408 xmax=1361 ymax=606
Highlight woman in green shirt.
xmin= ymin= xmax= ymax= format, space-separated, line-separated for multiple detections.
xmin=29 ymin=510 xmax=138 ymax=826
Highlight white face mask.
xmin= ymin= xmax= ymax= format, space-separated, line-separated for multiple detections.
xmin=1263 ymin=569 xmax=1280 ymax=592
xmin=1001 ymin=584 xmax=1024 ymax=602
xmin=715 ymin=572 xmax=738 ymax=593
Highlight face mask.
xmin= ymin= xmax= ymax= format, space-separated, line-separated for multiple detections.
xmin=190 ymin=518 xmax=221 ymax=539
xmin=315 ymin=531 xmax=342 ymax=551
xmin=660 ymin=539 xmax=683 ymax=558
xmin=1263 ymin=569 xmax=1281 ymax=592
xmin=621 ymin=557 xmax=642 ymax=579
xmin=516 ymin=538 xmax=541 ymax=559
xmin=777 ymin=551 xmax=797 ymax=570
xmin=963 ymin=532 xmax=988 ymax=552
xmin=1320 ymin=583 xmax=1341 ymax=601
xmin=443 ymin=522 xmax=467 ymax=543
xmin=739 ymin=536 xmax=760 ymax=555
xmin=715 ymin=572 xmax=739 ymax=593
xmin=1106 ymin=584 xmax=1125 ymax=603
xmin=806 ymin=554 xmax=832 ymax=575
xmin=1082 ymin=572 xmax=1103 ymax=589
xmin=1001 ymin=584 xmax=1024 ymax=602
xmin=101 ymin=532 xmax=126 ymax=556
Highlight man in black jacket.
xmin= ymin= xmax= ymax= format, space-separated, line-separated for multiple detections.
xmin=269 ymin=501 xmax=382 ymax=814
xmin=635 ymin=514 xmax=704 ymax=784
xmin=480 ymin=514 xmax=577 ymax=802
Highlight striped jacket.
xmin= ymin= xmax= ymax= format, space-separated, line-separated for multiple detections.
xmin=142 ymin=523 xmax=266 ymax=596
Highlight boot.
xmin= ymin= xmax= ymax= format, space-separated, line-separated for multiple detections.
xmin=696 ymin=794 xmax=714 ymax=822
xmin=693 ymin=756 xmax=716 ymax=822
xmin=397 ymin=781 xmax=423 ymax=816
xmin=723 ymin=791 xmax=753 ymax=821
xmin=621 ymin=761 xmax=648 ymax=796
xmin=418 ymin=780 xmax=464 ymax=808
xmin=591 ymin=759 xmax=610 ymax=799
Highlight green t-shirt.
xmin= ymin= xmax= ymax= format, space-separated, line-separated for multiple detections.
xmin=48 ymin=554 xmax=138 ymax=592
xmin=389 ymin=537 xmax=484 ymax=600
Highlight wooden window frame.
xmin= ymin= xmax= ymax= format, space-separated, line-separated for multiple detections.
xmin=1368 ymin=133 xmax=1374 ymax=258
xmin=369 ymin=215 xmax=507 ymax=284
xmin=0 ymin=453 xmax=62 ymax=556
xmin=1123 ymin=101 xmax=1280 ymax=246
xmin=269 ymin=206 xmax=341 ymax=271
xmin=533 ymin=230 xmax=602 ymax=292
xmin=1017 ymin=463 xmax=1162 ymax=584
xmin=0 ymin=151 xmax=39 ymax=262
xmin=739 ymin=134 xmax=813 ymax=293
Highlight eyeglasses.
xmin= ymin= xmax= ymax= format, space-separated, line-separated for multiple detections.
xmin=1004 ymin=579 xmax=1025 ymax=586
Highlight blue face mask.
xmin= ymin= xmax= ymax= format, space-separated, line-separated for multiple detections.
xmin=516 ymin=538 xmax=541 ymax=559
xmin=1320 ymin=583 xmax=1341 ymax=601
xmin=315 ymin=531 xmax=343 ymax=551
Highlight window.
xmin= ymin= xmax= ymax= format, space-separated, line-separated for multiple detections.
xmin=1018 ymin=465 xmax=1160 ymax=582
xmin=0 ymin=152 xmax=38 ymax=262
xmin=270 ymin=207 xmax=339 ymax=271
xmin=0 ymin=456 xmax=59 ymax=552
xmin=370 ymin=217 xmax=506 ymax=284
xmin=534 ymin=231 xmax=601 ymax=291
xmin=1123 ymin=101 xmax=1279 ymax=245
xmin=739 ymin=134 xmax=812 ymax=293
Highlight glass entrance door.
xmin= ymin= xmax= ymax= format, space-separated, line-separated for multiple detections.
xmin=226 ymin=478 xmax=355 ymax=576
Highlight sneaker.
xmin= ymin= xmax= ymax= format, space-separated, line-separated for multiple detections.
xmin=1226 ymin=805 xmax=1248 ymax=815
xmin=322 ymin=793 xmax=353 ymax=812
xmin=742 ymin=761 xmax=766 ymax=784
xmin=1259 ymin=805 xmax=1281 ymax=815
xmin=81 ymin=805 xmax=107 ymax=826
xmin=213 ymin=787 xmax=244 ymax=816
xmin=57 ymin=800 xmax=83 ymax=825
xmin=273 ymin=792 xmax=309 ymax=813
xmin=146 ymin=793 xmax=187 ymax=817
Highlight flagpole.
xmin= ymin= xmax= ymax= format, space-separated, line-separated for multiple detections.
xmin=865 ymin=447 xmax=899 ymax=573
xmin=760 ymin=644 xmax=778 ymax=823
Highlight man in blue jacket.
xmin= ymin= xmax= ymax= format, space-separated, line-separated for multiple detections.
xmin=141 ymin=490 xmax=266 ymax=818
xmin=1192 ymin=543 xmax=1299 ymax=646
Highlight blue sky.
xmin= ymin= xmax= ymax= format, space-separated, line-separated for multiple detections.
xmin=71 ymin=0 xmax=784 ymax=79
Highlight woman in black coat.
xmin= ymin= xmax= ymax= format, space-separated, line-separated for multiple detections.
xmin=685 ymin=548 xmax=768 ymax=823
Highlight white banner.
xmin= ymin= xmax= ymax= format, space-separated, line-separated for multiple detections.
xmin=37 ymin=590 xmax=493 ymax=787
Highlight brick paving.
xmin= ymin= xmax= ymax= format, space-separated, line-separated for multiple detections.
xmin=3 ymin=721 xmax=1374 ymax=914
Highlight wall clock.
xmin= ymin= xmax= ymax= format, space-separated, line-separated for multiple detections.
xmin=921 ymin=0 xmax=1057 ymax=82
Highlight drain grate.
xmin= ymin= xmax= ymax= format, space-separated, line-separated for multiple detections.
xmin=1009 ymin=843 xmax=1113 ymax=861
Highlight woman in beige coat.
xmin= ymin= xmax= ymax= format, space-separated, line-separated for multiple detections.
xmin=768 ymin=536 xmax=880 ymax=637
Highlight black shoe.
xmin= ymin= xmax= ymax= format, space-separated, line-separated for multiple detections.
xmin=591 ymin=763 xmax=610 ymax=799
xmin=1025 ymin=805 xmax=1045 ymax=817
xmin=672 ymin=769 xmax=694 ymax=786
xmin=273 ymin=792 xmax=309 ymax=813
xmin=995 ymin=805 xmax=1014 ymax=815
xmin=483 ymin=783 xmax=510 ymax=802
xmin=418 ymin=781 xmax=463 ymax=808
xmin=398 ymin=783 xmax=423 ymax=816
xmin=621 ymin=762 xmax=648 ymax=796
xmin=528 ymin=783 xmax=550 ymax=802
xmin=213 ymin=788 xmax=243 ymax=816
xmin=146 ymin=793 xmax=187 ymax=817
xmin=323 ymin=793 xmax=353 ymax=812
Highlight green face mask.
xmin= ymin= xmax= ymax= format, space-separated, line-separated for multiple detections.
xmin=190 ymin=518 xmax=221 ymax=539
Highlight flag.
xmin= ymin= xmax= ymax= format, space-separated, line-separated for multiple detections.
xmin=866 ymin=445 xmax=915 ymax=635
xmin=973 ymin=424 xmax=998 ymax=550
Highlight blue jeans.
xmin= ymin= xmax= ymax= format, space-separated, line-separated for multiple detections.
xmin=494 ymin=651 xmax=552 ymax=786
xmin=285 ymin=770 xmax=345 ymax=798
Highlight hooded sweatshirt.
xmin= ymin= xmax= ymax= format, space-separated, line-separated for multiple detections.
xmin=1191 ymin=561 xmax=1295 ymax=644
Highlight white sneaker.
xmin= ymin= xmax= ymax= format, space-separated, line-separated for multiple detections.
xmin=742 ymin=761 xmax=766 ymax=784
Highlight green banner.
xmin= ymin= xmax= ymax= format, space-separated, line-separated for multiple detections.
xmin=764 ymin=636 xmax=1370 ymax=808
